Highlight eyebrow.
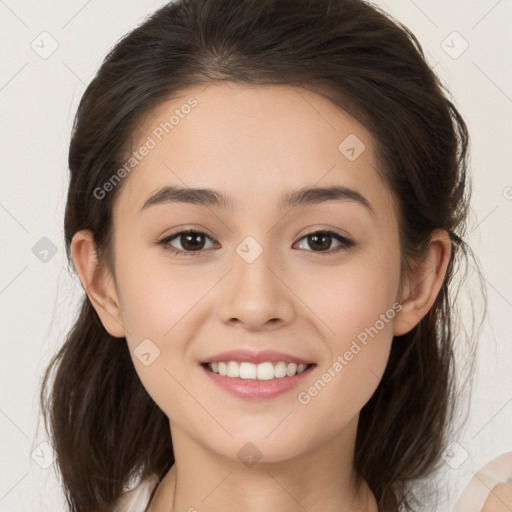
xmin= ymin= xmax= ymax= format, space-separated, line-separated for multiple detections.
xmin=140 ymin=185 xmax=374 ymax=216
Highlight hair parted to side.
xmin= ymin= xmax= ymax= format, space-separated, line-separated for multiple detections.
xmin=39 ymin=0 xmax=485 ymax=511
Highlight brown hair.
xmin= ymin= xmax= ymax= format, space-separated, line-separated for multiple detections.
xmin=39 ymin=0 xmax=484 ymax=510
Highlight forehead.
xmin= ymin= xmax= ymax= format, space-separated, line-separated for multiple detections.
xmin=115 ymin=82 xmax=395 ymax=221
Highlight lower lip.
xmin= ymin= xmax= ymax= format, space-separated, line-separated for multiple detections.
xmin=200 ymin=363 xmax=316 ymax=399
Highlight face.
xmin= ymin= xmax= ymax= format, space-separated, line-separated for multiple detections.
xmin=106 ymin=83 xmax=403 ymax=463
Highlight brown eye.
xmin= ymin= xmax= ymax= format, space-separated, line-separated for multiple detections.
xmin=294 ymin=230 xmax=355 ymax=254
xmin=159 ymin=229 xmax=217 ymax=256
xmin=177 ymin=232 xmax=207 ymax=251
xmin=159 ymin=228 xmax=355 ymax=257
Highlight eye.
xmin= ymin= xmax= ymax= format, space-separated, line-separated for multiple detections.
xmin=293 ymin=229 xmax=355 ymax=254
xmin=159 ymin=229 xmax=218 ymax=256
xmin=158 ymin=228 xmax=355 ymax=257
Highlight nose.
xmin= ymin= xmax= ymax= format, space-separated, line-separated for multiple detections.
xmin=216 ymin=246 xmax=296 ymax=331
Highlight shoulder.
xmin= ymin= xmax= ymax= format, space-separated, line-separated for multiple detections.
xmin=481 ymin=481 xmax=512 ymax=512
xmin=114 ymin=473 xmax=161 ymax=512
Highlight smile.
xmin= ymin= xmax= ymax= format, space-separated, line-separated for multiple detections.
xmin=205 ymin=361 xmax=314 ymax=380
xmin=201 ymin=362 xmax=317 ymax=399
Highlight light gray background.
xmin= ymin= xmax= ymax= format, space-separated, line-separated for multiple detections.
xmin=0 ymin=1 xmax=511 ymax=511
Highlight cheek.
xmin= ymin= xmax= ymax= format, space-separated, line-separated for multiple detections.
xmin=292 ymin=246 xmax=401 ymax=406
xmin=114 ymin=255 xmax=200 ymax=416
xmin=299 ymin=246 xmax=401 ymax=344
xmin=114 ymin=249 xmax=218 ymax=406
xmin=114 ymin=244 xmax=209 ymax=339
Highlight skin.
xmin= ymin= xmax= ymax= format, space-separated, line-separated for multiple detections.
xmin=71 ymin=82 xmax=451 ymax=512
xmin=481 ymin=481 xmax=512 ymax=512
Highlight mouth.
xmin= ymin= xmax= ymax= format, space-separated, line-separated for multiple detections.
xmin=200 ymin=361 xmax=317 ymax=399
xmin=201 ymin=361 xmax=317 ymax=380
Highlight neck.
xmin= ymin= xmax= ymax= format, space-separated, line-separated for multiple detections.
xmin=149 ymin=416 xmax=378 ymax=512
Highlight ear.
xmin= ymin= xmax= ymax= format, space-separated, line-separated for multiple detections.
xmin=70 ymin=230 xmax=125 ymax=338
xmin=393 ymin=229 xmax=452 ymax=336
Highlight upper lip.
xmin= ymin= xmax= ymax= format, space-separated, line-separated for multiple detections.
xmin=200 ymin=349 xmax=315 ymax=365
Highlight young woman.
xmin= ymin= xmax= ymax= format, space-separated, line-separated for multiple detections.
xmin=40 ymin=0 xmax=483 ymax=510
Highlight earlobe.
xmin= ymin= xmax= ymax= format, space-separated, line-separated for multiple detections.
xmin=393 ymin=229 xmax=452 ymax=336
xmin=70 ymin=230 xmax=125 ymax=338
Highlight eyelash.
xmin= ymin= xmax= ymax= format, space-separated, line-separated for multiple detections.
xmin=158 ymin=228 xmax=355 ymax=257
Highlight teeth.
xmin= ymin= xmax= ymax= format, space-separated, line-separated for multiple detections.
xmin=207 ymin=361 xmax=310 ymax=380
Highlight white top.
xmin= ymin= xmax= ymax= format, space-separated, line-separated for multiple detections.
xmin=114 ymin=473 xmax=160 ymax=512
